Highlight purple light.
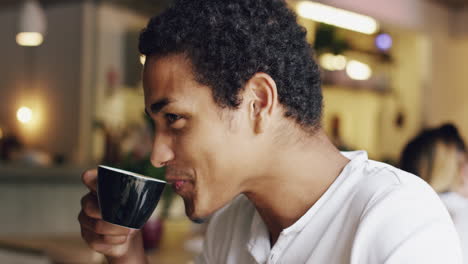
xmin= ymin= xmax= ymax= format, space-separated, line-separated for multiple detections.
xmin=375 ymin=33 xmax=392 ymax=51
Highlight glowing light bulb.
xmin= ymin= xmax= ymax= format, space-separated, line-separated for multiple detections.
xmin=16 ymin=32 xmax=44 ymax=47
xmin=17 ymin=106 xmax=33 ymax=124
xmin=140 ymin=55 xmax=146 ymax=65
xmin=346 ymin=60 xmax=372 ymax=80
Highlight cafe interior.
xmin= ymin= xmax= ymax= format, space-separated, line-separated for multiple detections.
xmin=1 ymin=0 xmax=468 ymax=263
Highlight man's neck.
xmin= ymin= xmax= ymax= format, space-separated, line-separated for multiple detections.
xmin=244 ymin=131 xmax=349 ymax=245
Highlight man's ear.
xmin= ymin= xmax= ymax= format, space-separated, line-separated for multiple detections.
xmin=245 ymin=73 xmax=278 ymax=134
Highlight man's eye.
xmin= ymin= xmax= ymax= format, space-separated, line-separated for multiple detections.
xmin=165 ymin=113 xmax=182 ymax=124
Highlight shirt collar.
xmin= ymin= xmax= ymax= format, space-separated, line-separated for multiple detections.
xmin=247 ymin=210 xmax=271 ymax=263
xmin=245 ymin=151 xmax=368 ymax=260
xmin=282 ymin=150 xmax=368 ymax=234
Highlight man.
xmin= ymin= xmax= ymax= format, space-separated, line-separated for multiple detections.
xmin=78 ymin=0 xmax=463 ymax=263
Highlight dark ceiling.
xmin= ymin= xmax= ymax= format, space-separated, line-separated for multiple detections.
xmin=429 ymin=0 xmax=468 ymax=8
xmin=1 ymin=0 xmax=82 ymax=8
xmin=0 ymin=0 xmax=173 ymax=15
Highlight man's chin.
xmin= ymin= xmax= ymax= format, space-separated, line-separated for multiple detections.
xmin=183 ymin=200 xmax=212 ymax=223
xmin=185 ymin=207 xmax=210 ymax=223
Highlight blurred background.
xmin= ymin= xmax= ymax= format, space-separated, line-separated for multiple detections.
xmin=0 ymin=0 xmax=467 ymax=263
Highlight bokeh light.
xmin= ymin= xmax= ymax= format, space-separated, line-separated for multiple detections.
xmin=17 ymin=106 xmax=33 ymax=124
xmin=319 ymin=53 xmax=347 ymax=71
xmin=346 ymin=60 xmax=372 ymax=80
xmin=375 ymin=33 xmax=393 ymax=51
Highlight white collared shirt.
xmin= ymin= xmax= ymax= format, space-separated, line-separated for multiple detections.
xmin=196 ymin=151 xmax=462 ymax=264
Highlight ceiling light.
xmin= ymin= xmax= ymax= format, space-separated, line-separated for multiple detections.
xmin=16 ymin=32 xmax=44 ymax=46
xmin=297 ymin=1 xmax=379 ymax=35
xmin=17 ymin=0 xmax=47 ymax=47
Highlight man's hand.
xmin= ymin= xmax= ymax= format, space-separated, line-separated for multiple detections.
xmin=78 ymin=169 xmax=148 ymax=263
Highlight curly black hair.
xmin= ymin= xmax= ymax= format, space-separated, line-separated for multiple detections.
xmin=139 ymin=0 xmax=322 ymax=130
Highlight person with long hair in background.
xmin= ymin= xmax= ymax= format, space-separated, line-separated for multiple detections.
xmin=401 ymin=123 xmax=468 ymax=263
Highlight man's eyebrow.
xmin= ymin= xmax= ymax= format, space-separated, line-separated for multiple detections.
xmin=148 ymin=98 xmax=172 ymax=115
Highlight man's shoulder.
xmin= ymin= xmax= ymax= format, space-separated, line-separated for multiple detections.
xmin=351 ymin=159 xmax=451 ymax=228
xmin=342 ymin=156 xmax=443 ymax=221
xmin=352 ymin=158 xmax=434 ymax=201
xmin=341 ymin=151 xmax=427 ymax=193
xmin=339 ymin=158 xmax=461 ymax=263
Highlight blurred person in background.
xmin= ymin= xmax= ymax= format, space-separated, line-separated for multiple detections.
xmin=78 ymin=0 xmax=462 ymax=263
xmin=0 ymin=135 xmax=23 ymax=162
xmin=401 ymin=123 xmax=468 ymax=263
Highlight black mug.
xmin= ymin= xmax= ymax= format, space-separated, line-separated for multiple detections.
xmin=97 ymin=165 xmax=166 ymax=229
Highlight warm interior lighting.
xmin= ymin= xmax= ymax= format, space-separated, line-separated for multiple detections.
xmin=0 ymin=128 xmax=3 ymax=140
xmin=17 ymin=106 xmax=33 ymax=124
xmin=16 ymin=32 xmax=44 ymax=46
xmin=319 ymin=53 xmax=347 ymax=71
xmin=296 ymin=1 xmax=379 ymax=35
xmin=346 ymin=60 xmax=372 ymax=80
xmin=140 ymin=55 xmax=146 ymax=65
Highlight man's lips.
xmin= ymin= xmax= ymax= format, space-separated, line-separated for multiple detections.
xmin=166 ymin=178 xmax=193 ymax=191
xmin=174 ymin=180 xmax=186 ymax=190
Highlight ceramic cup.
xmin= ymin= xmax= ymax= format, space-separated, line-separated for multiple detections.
xmin=97 ymin=165 xmax=166 ymax=229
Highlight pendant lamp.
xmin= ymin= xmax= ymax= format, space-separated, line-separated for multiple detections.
xmin=16 ymin=0 xmax=47 ymax=47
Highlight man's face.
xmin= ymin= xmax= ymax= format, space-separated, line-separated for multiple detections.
xmin=143 ymin=54 xmax=259 ymax=221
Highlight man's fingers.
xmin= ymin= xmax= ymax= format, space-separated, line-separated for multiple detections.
xmin=81 ymin=169 xmax=98 ymax=193
xmin=81 ymin=228 xmax=130 ymax=257
xmin=79 ymin=211 xmax=132 ymax=236
xmin=80 ymin=193 xmax=101 ymax=219
xmin=81 ymin=228 xmax=128 ymax=245
xmin=79 ymin=168 xmax=138 ymax=259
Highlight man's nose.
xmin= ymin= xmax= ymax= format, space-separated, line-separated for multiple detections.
xmin=150 ymin=134 xmax=174 ymax=168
